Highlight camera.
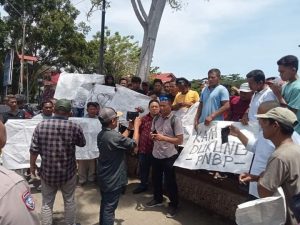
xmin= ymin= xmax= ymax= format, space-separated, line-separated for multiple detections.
xmin=126 ymin=111 xmax=139 ymax=121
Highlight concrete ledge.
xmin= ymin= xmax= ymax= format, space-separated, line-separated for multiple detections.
xmin=126 ymin=153 xmax=248 ymax=220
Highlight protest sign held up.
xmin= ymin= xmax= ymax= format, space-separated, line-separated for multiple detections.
xmin=174 ymin=121 xmax=256 ymax=174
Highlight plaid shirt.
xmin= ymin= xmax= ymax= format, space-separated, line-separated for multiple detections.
xmin=138 ymin=113 xmax=154 ymax=154
xmin=30 ymin=117 xmax=86 ymax=185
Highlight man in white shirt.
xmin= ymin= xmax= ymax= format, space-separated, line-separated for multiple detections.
xmin=241 ymin=70 xmax=276 ymax=125
xmin=33 ymin=100 xmax=54 ymax=119
xmin=230 ymin=101 xmax=300 ymax=198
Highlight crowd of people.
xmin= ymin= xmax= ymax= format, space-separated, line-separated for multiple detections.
xmin=0 ymin=54 xmax=300 ymax=225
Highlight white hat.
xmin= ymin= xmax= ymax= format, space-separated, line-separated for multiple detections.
xmin=239 ymin=83 xmax=252 ymax=92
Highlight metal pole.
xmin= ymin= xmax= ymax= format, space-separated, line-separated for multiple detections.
xmin=99 ymin=0 xmax=106 ymax=74
xmin=19 ymin=1 xmax=26 ymax=94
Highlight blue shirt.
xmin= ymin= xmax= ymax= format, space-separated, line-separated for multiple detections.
xmin=199 ymin=85 xmax=229 ymax=123
xmin=282 ymin=78 xmax=300 ymax=134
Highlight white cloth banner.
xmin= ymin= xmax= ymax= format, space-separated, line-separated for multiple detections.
xmin=108 ymin=85 xmax=151 ymax=124
xmin=235 ymin=188 xmax=286 ymax=225
xmin=174 ymin=121 xmax=256 ymax=174
xmin=2 ymin=118 xmax=101 ymax=169
xmin=54 ymin=72 xmax=104 ymax=100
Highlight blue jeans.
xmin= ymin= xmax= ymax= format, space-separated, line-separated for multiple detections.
xmin=138 ymin=153 xmax=153 ymax=189
xmin=99 ymin=187 xmax=123 ymax=225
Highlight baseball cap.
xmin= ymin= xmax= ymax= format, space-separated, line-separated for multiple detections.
xmin=99 ymin=107 xmax=123 ymax=123
xmin=55 ymin=99 xmax=72 ymax=112
xmin=256 ymin=107 xmax=297 ymax=128
xmin=239 ymin=83 xmax=252 ymax=92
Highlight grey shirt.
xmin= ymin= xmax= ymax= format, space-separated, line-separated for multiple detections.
xmin=97 ymin=127 xmax=136 ymax=192
xmin=151 ymin=113 xmax=184 ymax=159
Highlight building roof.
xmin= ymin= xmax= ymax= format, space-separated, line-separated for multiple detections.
xmin=151 ymin=73 xmax=176 ymax=83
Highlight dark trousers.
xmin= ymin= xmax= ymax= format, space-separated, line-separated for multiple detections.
xmin=138 ymin=153 xmax=153 ymax=189
xmin=99 ymin=187 xmax=123 ymax=225
xmin=152 ymin=155 xmax=178 ymax=207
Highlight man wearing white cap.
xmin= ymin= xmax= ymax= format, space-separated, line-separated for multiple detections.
xmin=97 ymin=107 xmax=140 ymax=225
xmin=228 ymin=83 xmax=253 ymax=121
xmin=257 ymin=107 xmax=300 ymax=225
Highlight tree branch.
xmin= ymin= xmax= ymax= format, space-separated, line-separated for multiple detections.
xmin=131 ymin=0 xmax=146 ymax=28
xmin=136 ymin=0 xmax=148 ymax=22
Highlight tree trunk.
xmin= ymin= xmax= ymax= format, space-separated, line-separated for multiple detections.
xmin=131 ymin=0 xmax=167 ymax=81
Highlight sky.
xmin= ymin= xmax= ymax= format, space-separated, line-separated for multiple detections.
xmin=1 ymin=0 xmax=300 ymax=80
xmin=72 ymin=0 xmax=300 ymax=80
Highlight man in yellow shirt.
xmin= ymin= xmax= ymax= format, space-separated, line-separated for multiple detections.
xmin=172 ymin=77 xmax=199 ymax=111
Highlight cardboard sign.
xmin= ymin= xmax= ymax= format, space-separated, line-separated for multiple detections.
xmin=174 ymin=121 xmax=256 ymax=174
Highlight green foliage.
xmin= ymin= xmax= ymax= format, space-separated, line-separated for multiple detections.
xmin=82 ymin=31 xmax=141 ymax=80
xmin=220 ymin=74 xmax=246 ymax=88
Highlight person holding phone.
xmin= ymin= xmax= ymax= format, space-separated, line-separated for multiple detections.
xmin=146 ymin=98 xmax=183 ymax=218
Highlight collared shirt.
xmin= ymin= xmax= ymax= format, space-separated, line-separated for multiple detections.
xmin=246 ymin=131 xmax=300 ymax=198
xmin=138 ymin=113 xmax=154 ymax=154
xmin=97 ymin=127 xmax=136 ymax=192
xmin=1 ymin=109 xmax=25 ymax=124
xmin=248 ymin=87 xmax=276 ymax=122
xmin=282 ymin=78 xmax=300 ymax=134
xmin=173 ymin=90 xmax=200 ymax=109
xmin=259 ymin=142 xmax=300 ymax=225
xmin=151 ymin=113 xmax=184 ymax=159
xmin=199 ymin=84 xmax=229 ymax=123
xmin=29 ymin=117 xmax=86 ymax=186
xmin=0 ymin=166 xmax=40 ymax=225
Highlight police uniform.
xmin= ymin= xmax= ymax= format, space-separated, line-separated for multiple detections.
xmin=0 ymin=166 xmax=40 ymax=225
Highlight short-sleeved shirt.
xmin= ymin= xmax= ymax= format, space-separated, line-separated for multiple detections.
xmin=30 ymin=117 xmax=86 ymax=186
xmin=97 ymin=127 xmax=136 ymax=192
xmin=259 ymin=143 xmax=300 ymax=225
xmin=0 ymin=166 xmax=40 ymax=225
xmin=248 ymin=87 xmax=277 ymax=122
xmin=33 ymin=113 xmax=52 ymax=119
xmin=229 ymin=96 xmax=250 ymax=121
xmin=151 ymin=113 xmax=184 ymax=159
xmin=138 ymin=113 xmax=154 ymax=154
xmin=199 ymin=85 xmax=229 ymax=123
xmin=173 ymin=90 xmax=200 ymax=108
xmin=282 ymin=79 xmax=300 ymax=134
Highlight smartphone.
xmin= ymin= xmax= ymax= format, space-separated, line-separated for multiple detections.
xmin=152 ymin=130 xmax=157 ymax=134
xmin=221 ymin=126 xmax=230 ymax=144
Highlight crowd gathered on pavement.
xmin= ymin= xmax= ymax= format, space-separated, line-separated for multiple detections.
xmin=0 ymin=54 xmax=300 ymax=225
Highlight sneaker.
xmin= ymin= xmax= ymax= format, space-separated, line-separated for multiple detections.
xmin=132 ymin=186 xmax=147 ymax=194
xmin=166 ymin=206 xmax=177 ymax=218
xmin=145 ymin=199 xmax=163 ymax=208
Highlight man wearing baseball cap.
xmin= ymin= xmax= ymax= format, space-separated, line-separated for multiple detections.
xmin=257 ymin=107 xmax=300 ymax=224
xmin=97 ymin=107 xmax=140 ymax=225
xmin=30 ymin=98 xmax=86 ymax=225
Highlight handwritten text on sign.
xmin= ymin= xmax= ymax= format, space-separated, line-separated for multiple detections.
xmin=174 ymin=121 xmax=255 ymax=174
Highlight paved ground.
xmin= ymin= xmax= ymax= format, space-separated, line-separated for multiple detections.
xmin=32 ymin=179 xmax=235 ymax=225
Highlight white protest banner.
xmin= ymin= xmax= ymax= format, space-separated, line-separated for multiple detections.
xmin=108 ymin=85 xmax=151 ymax=124
xmin=236 ymin=188 xmax=286 ymax=225
xmin=2 ymin=118 xmax=101 ymax=169
xmin=54 ymin=72 xmax=104 ymax=100
xmin=67 ymin=117 xmax=101 ymax=160
xmin=85 ymin=84 xmax=116 ymax=109
xmin=174 ymin=121 xmax=256 ymax=174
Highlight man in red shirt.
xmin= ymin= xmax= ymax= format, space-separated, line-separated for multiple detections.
xmin=133 ymin=99 xmax=160 ymax=194
xmin=228 ymin=83 xmax=253 ymax=121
